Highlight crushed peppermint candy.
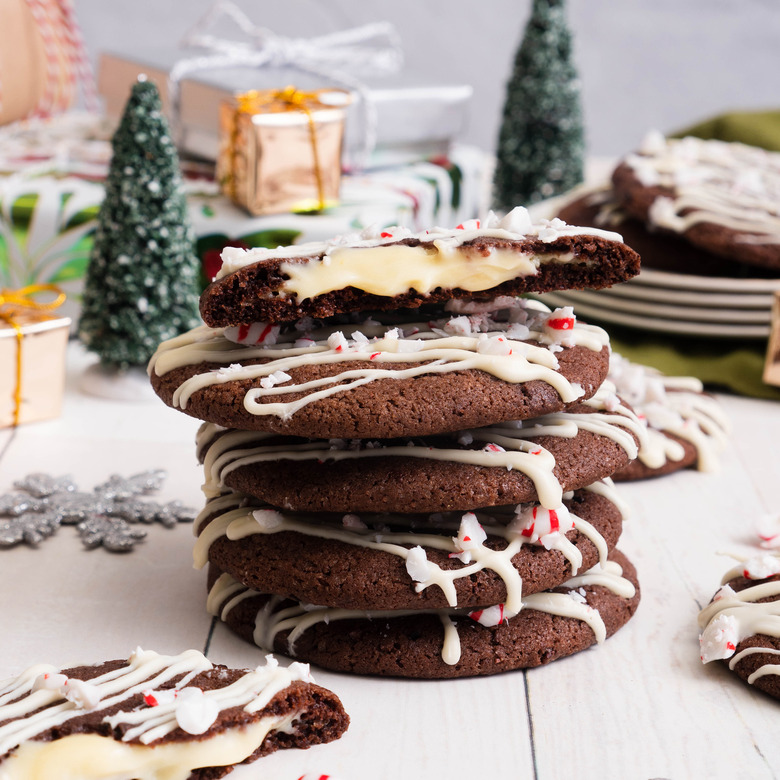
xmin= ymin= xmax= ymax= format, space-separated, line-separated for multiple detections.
xmin=449 ymin=512 xmax=487 ymax=564
xmin=700 ymin=613 xmax=740 ymax=663
xmin=405 ymin=546 xmax=429 ymax=583
xmin=476 ymin=334 xmax=513 ymax=356
xmin=568 ymin=587 xmax=588 ymax=604
xmin=259 ymin=370 xmax=292 ymax=389
xmin=34 ymin=672 xmax=102 ymax=710
xmin=224 ymin=322 xmax=281 ymax=346
xmin=741 ymin=553 xmax=780 ymax=580
xmin=251 ymin=509 xmax=285 ymax=532
xmin=469 ymin=604 xmax=505 ymax=627
xmin=757 ymin=513 xmax=780 ymax=549
xmin=510 ymin=504 xmax=573 ymax=544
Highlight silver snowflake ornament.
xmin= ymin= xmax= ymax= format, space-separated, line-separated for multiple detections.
xmin=0 ymin=470 xmax=194 ymax=553
xmin=0 ymin=511 xmax=60 ymax=547
xmin=77 ymin=516 xmax=147 ymax=552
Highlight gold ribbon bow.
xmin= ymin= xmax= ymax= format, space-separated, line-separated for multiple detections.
xmin=0 ymin=284 xmax=66 ymax=427
xmin=234 ymin=86 xmax=346 ymax=211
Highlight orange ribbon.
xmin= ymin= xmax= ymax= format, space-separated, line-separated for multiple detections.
xmin=0 ymin=284 xmax=66 ymax=426
xmin=234 ymin=86 xmax=347 ymax=211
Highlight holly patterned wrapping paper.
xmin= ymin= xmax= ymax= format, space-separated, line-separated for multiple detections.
xmin=0 ymin=114 xmax=490 ymax=329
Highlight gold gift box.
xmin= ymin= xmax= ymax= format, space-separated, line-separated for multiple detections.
xmin=217 ymin=86 xmax=351 ymax=216
xmin=0 ymin=311 xmax=70 ymax=428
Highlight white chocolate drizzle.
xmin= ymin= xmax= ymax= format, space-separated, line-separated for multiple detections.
xmin=0 ymin=648 xmax=312 ymax=762
xmin=194 ymin=382 xmax=641 ymax=511
xmin=193 ymin=481 xmax=624 ymax=619
xmin=148 ymin=299 xmax=609 ymax=425
xmin=608 ymin=353 xmax=729 ymax=471
xmin=626 ymin=132 xmax=780 ymax=244
xmin=207 ymin=559 xmax=635 ymax=666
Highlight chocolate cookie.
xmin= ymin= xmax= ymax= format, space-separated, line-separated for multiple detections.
xmin=0 ymin=648 xmax=348 ymax=778
xmin=208 ymin=550 xmax=640 ymax=678
xmin=557 ymin=186 xmax=769 ymax=278
xmin=201 ymin=210 xmax=639 ymax=326
xmin=611 ymin=133 xmax=780 ymax=271
xmin=607 ymin=354 xmax=728 ymax=481
xmin=150 ymin=300 xmax=612 ymax=439
xmin=196 ymin=484 xmax=624 ymax=612
xmin=196 ymin=395 xmax=643 ymax=513
xmin=699 ymin=554 xmax=780 ymax=701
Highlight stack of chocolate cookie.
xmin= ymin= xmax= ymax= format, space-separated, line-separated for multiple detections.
xmin=150 ymin=208 xmax=644 ymax=678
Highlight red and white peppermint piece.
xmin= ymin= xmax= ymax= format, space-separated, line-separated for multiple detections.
xmin=757 ymin=513 xmax=780 ymax=549
xmin=469 ymin=604 xmax=505 ymax=627
xmin=699 ymin=614 xmax=740 ymax=663
xmin=450 ymin=512 xmax=487 ymax=564
xmin=297 ymin=774 xmax=333 ymax=780
xmin=327 ymin=331 xmax=349 ymax=352
xmin=224 ymin=322 xmax=281 ymax=346
xmin=741 ymin=553 xmax=780 ymax=580
xmin=543 ymin=307 xmax=576 ymax=344
xmin=476 ymin=334 xmax=513 ymax=356
xmin=510 ymin=505 xmax=572 ymax=543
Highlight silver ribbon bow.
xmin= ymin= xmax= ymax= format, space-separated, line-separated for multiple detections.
xmin=169 ymin=0 xmax=404 ymax=165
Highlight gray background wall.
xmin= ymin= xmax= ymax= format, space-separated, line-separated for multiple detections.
xmin=76 ymin=0 xmax=780 ymax=157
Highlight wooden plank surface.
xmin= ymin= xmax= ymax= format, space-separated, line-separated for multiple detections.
xmin=0 ymin=343 xmax=777 ymax=780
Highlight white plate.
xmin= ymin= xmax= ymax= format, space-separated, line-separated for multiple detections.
xmin=601 ymin=279 xmax=775 ymax=308
xmin=630 ymin=266 xmax=780 ymax=294
xmin=539 ymin=293 xmax=771 ymax=339
xmin=548 ymin=289 xmax=772 ymax=324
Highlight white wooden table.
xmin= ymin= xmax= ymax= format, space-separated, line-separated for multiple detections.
xmin=1 ymin=342 xmax=778 ymax=780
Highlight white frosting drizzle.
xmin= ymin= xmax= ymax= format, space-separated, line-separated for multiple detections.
xmin=626 ymin=132 xmax=780 ymax=244
xmin=698 ymin=566 xmax=780 ymax=686
xmin=148 ymin=301 xmax=610 ymax=427
xmin=0 ymin=648 xmax=312 ymax=759
xmin=215 ymin=207 xmax=624 ymax=281
xmin=194 ymin=384 xmax=640 ymax=512
xmin=193 ymin=481 xmax=623 ymax=620
xmin=207 ymin=559 xmax=635 ymax=666
xmin=608 ymin=353 xmax=729 ymax=471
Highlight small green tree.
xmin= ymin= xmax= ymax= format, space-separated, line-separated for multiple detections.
xmin=493 ymin=0 xmax=584 ymax=210
xmin=79 ymin=79 xmax=200 ymax=368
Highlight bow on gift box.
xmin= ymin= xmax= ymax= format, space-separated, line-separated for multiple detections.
xmin=169 ymin=0 xmax=404 ymax=166
xmin=0 ymin=284 xmax=66 ymax=426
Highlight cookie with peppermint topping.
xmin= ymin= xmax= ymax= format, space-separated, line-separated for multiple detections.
xmin=206 ymin=550 xmax=640 ymax=679
xmin=149 ymin=298 xmax=614 ymax=439
xmin=199 ymin=208 xmax=640 ymax=327
xmin=699 ymin=553 xmax=780 ymax=701
xmin=194 ymin=392 xmax=643 ymax=514
xmin=612 ymin=132 xmax=780 ymax=271
xmin=0 ymin=648 xmax=349 ymax=779
xmin=196 ymin=484 xmax=624 ymax=613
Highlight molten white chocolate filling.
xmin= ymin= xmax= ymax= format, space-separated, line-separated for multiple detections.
xmin=280 ymin=245 xmax=577 ymax=300
xmin=0 ymin=714 xmax=294 ymax=780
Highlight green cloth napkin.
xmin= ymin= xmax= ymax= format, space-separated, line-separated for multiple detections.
xmin=674 ymin=109 xmax=780 ymax=151
xmin=607 ymin=326 xmax=780 ymax=401
xmin=603 ymin=110 xmax=780 ymax=401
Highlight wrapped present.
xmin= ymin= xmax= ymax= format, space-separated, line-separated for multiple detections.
xmin=217 ymin=87 xmax=351 ymax=215
xmin=97 ymin=52 xmax=472 ymax=167
xmin=0 ymin=285 xmax=70 ymax=428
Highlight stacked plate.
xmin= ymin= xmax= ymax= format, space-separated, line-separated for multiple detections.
xmin=539 ymin=269 xmax=779 ymax=339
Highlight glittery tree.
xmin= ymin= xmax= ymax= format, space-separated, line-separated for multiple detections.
xmin=79 ymin=79 xmax=200 ymax=368
xmin=493 ymin=0 xmax=584 ymax=210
